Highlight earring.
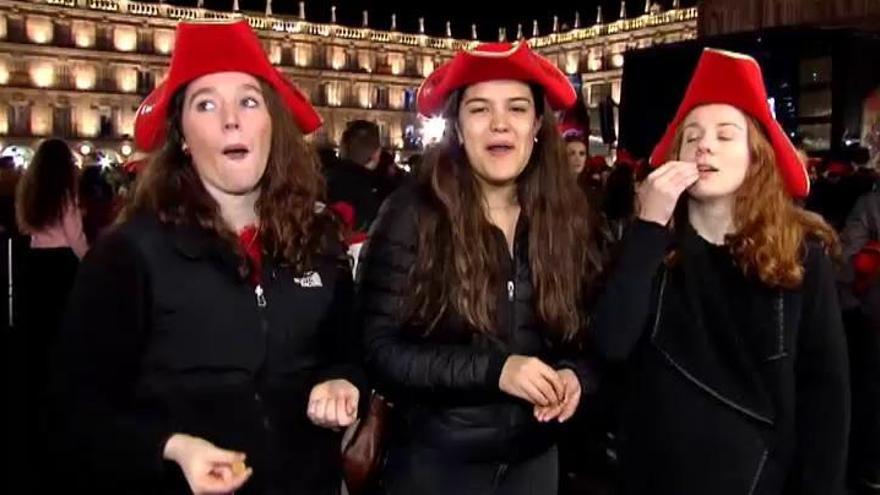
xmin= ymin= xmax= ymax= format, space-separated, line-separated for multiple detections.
xmin=534 ymin=136 xmax=538 ymax=143
xmin=181 ymin=142 xmax=190 ymax=154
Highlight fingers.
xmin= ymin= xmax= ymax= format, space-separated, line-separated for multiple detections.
xmin=323 ymin=396 xmax=338 ymax=426
xmin=557 ymin=371 xmax=582 ymax=423
xmin=534 ymin=402 xmax=564 ymax=423
xmin=523 ymin=380 xmax=553 ymax=407
xmin=198 ymin=466 xmax=253 ymax=494
xmin=335 ymin=397 xmax=352 ymax=428
xmin=204 ymin=447 xmax=245 ymax=465
xmin=537 ymin=365 xmax=565 ymax=401
xmin=344 ymin=394 xmax=358 ymax=419
xmin=558 ymin=389 xmax=581 ymax=423
xmin=307 ymin=398 xmax=324 ymax=425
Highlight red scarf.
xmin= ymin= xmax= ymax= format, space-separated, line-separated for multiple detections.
xmin=238 ymin=225 xmax=263 ymax=286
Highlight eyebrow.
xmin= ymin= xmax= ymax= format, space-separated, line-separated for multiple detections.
xmin=187 ymin=83 xmax=263 ymax=106
xmin=682 ymin=122 xmax=745 ymax=131
xmin=463 ymin=96 xmax=533 ymax=106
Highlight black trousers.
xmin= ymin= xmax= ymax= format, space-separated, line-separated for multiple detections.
xmin=383 ymin=445 xmax=558 ymax=495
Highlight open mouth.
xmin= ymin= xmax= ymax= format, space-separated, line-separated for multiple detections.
xmin=222 ymin=144 xmax=250 ymax=161
xmin=486 ymin=144 xmax=514 ymax=156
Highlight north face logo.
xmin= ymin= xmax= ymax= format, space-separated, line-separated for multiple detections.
xmin=294 ymin=271 xmax=323 ymax=288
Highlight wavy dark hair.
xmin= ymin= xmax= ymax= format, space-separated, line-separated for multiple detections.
xmin=123 ymin=79 xmax=334 ymax=271
xmin=16 ymin=138 xmax=79 ymax=232
xmin=407 ymin=85 xmax=598 ymax=341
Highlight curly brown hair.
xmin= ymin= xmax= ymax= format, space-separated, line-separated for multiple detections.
xmin=406 ymin=86 xmax=599 ymax=341
xmin=123 ymin=79 xmax=334 ymax=272
xmin=669 ymin=115 xmax=839 ymax=289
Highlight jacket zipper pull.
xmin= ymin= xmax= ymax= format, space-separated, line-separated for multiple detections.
xmin=255 ymin=284 xmax=267 ymax=308
xmin=507 ymin=280 xmax=515 ymax=302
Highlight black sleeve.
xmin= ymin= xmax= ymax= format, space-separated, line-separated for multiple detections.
xmin=313 ymin=253 xmax=370 ymax=413
xmin=357 ymin=189 xmax=509 ymax=397
xmin=590 ymin=219 xmax=671 ymax=361
xmin=791 ymin=245 xmax=851 ymax=495
xmin=51 ymin=228 xmax=174 ymax=484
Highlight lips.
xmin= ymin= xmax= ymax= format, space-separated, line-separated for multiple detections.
xmin=222 ymin=144 xmax=250 ymax=161
xmin=697 ymin=163 xmax=719 ymax=173
xmin=486 ymin=143 xmax=515 ymax=156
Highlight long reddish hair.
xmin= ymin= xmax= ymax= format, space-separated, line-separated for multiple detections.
xmin=669 ymin=116 xmax=839 ymax=289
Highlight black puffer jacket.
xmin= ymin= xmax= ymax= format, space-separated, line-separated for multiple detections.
xmin=357 ymin=185 xmax=595 ymax=463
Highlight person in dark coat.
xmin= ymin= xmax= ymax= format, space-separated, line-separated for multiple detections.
xmin=591 ymin=48 xmax=850 ymax=495
xmin=324 ymin=120 xmax=388 ymax=232
xmin=357 ymin=41 xmax=600 ymax=495
xmin=13 ymin=138 xmax=88 ymax=491
xmin=837 ymin=185 xmax=880 ymax=494
xmin=51 ymin=20 xmax=365 ymax=495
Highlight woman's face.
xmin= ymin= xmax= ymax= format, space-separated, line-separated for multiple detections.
xmin=678 ymin=103 xmax=751 ymax=201
xmin=181 ymin=71 xmax=272 ymax=200
xmin=456 ymin=79 xmax=542 ymax=189
xmin=566 ymin=140 xmax=588 ymax=174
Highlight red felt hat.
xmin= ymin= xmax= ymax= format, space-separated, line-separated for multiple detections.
xmin=134 ymin=19 xmax=321 ymax=152
xmin=649 ymin=48 xmax=809 ymax=198
xmin=853 ymin=240 xmax=880 ymax=295
xmin=417 ymin=41 xmax=577 ymax=117
xmin=825 ymin=161 xmax=852 ymax=178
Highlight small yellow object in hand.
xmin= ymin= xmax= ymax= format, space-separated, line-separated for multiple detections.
xmin=231 ymin=460 xmax=248 ymax=477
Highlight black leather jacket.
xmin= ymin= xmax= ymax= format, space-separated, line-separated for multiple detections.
xmin=357 ymin=185 xmax=595 ymax=463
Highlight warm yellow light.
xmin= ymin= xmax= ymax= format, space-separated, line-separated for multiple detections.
xmin=113 ymin=25 xmax=137 ymax=52
xmin=30 ymin=105 xmax=51 ymax=136
xmin=421 ymin=56 xmax=434 ymax=77
xmin=73 ymin=21 xmax=95 ymax=48
xmin=26 ymin=17 xmax=53 ymax=44
xmin=117 ymin=66 xmax=137 ymax=93
xmin=78 ymin=108 xmax=99 ymax=138
xmin=30 ymin=62 xmax=55 ymax=88
xmin=565 ymin=52 xmax=579 ymax=74
xmin=154 ymin=30 xmax=174 ymax=55
xmin=74 ymin=66 xmax=96 ymax=90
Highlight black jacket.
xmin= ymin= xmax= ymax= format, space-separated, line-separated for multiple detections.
xmin=591 ymin=220 xmax=850 ymax=495
xmin=357 ymin=186 xmax=596 ymax=464
xmin=325 ymin=158 xmax=392 ymax=232
xmin=52 ymin=214 xmax=366 ymax=494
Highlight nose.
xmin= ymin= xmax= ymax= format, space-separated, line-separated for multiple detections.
xmin=222 ymin=105 xmax=240 ymax=131
xmin=695 ymin=134 xmax=716 ymax=157
xmin=490 ymin=110 xmax=510 ymax=133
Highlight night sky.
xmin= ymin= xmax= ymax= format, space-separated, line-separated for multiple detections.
xmin=149 ymin=0 xmax=698 ymax=41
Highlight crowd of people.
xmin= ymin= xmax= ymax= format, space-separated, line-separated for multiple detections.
xmin=2 ymin=17 xmax=878 ymax=495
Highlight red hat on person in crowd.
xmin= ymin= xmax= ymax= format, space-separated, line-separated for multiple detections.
xmin=649 ymin=48 xmax=809 ymax=198
xmin=417 ymin=41 xmax=577 ymax=116
xmin=825 ymin=161 xmax=852 ymax=178
xmin=853 ymin=240 xmax=880 ymax=296
xmin=134 ymin=18 xmax=322 ymax=152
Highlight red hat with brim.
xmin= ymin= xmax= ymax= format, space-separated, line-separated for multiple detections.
xmin=417 ymin=41 xmax=577 ymax=117
xmin=649 ymin=48 xmax=809 ymax=198
xmin=134 ymin=19 xmax=322 ymax=152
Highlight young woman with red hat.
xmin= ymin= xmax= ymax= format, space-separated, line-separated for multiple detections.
xmin=51 ymin=19 xmax=364 ymax=494
xmin=357 ymin=41 xmax=599 ymax=494
xmin=591 ymin=48 xmax=849 ymax=494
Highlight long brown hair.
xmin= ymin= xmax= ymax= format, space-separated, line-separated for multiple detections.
xmin=407 ymin=86 xmax=597 ymax=341
xmin=16 ymin=138 xmax=79 ymax=232
xmin=123 ymin=79 xmax=333 ymax=271
xmin=669 ymin=115 xmax=839 ymax=289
